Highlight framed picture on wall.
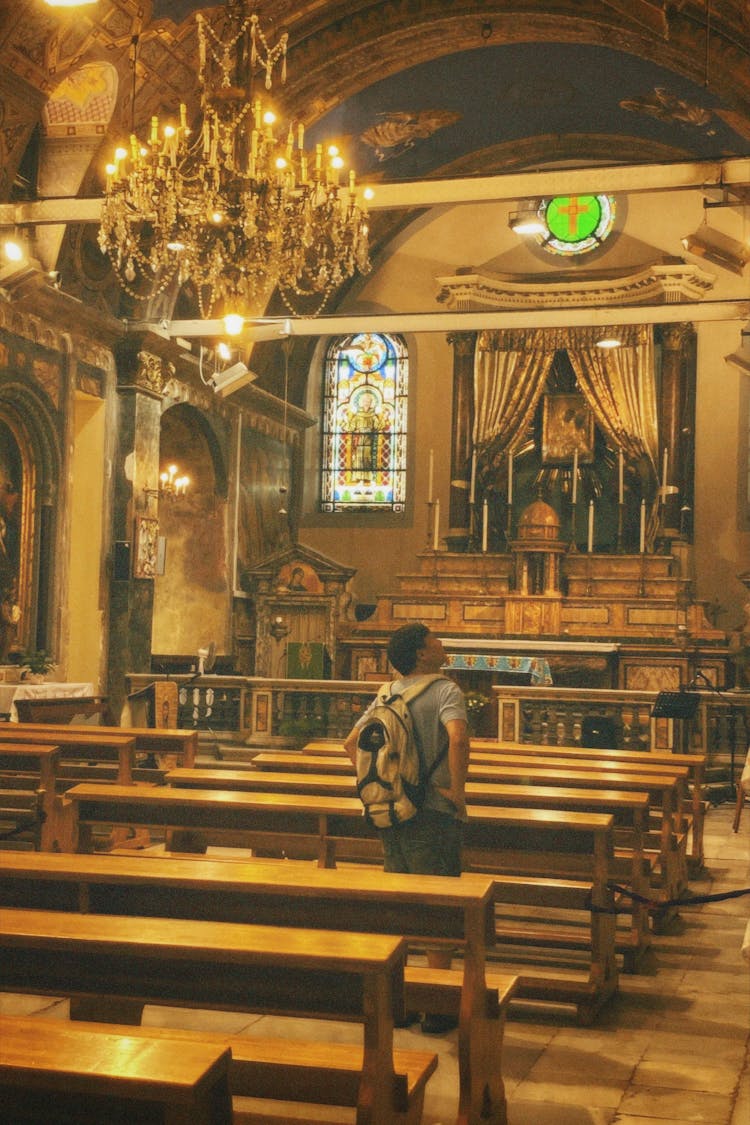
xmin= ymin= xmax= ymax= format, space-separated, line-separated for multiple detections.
xmin=542 ymin=393 xmax=595 ymax=464
xmin=133 ymin=515 xmax=159 ymax=579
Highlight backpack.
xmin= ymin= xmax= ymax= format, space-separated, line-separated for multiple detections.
xmin=355 ymin=674 xmax=447 ymax=828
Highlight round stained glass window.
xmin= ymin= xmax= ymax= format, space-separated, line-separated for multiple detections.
xmin=537 ymin=194 xmax=615 ymax=256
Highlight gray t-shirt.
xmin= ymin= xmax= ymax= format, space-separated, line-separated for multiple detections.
xmin=357 ymin=674 xmax=467 ymax=817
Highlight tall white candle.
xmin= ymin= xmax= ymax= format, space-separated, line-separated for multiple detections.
xmin=587 ymin=500 xmax=594 ymax=553
xmin=662 ymin=446 xmax=668 ymax=491
xmin=469 ymin=451 xmax=476 ymax=505
xmin=507 ymin=451 xmax=513 ymax=504
xmin=427 ymin=448 xmax=434 ymax=503
xmin=433 ymin=498 xmax=440 ymax=551
xmin=618 ymin=450 xmax=624 ymax=504
xmin=482 ymin=498 xmax=488 ymax=552
xmin=639 ymin=499 xmax=646 ymax=553
xmin=571 ymin=448 xmax=578 ymax=505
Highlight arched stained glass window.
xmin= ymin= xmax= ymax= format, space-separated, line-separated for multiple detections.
xmin=321 ymin=332 xmax=408 ymax=511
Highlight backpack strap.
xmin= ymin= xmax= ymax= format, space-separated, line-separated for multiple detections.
xmin=397 ymin=674 xmax=451 ymax=784
xmin=397 ymin=673 xmax=447 ymax=705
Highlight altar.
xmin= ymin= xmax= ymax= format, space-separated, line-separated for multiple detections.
xmin=443 ymin=652 xmax=553 ymax=685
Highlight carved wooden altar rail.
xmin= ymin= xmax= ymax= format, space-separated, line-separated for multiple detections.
xmin=493 ymin=686 xmax=750 ymax=774
xmin=126 ymin=675 xmax=749 ymax=778
xmin=127 ymin=674 xmax=381 ymax=743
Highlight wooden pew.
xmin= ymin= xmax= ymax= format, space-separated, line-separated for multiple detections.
xmin=0 ymin=744 xmax=75 ymax=851
xmin=0 ymin=850 xmax=514 ymax=1125
xmin=15 ymin=722 xmax=198 ymax=769
xmin=63 ymin=782 xmax=618 ymax=1023
xmin=166 ymin=765 xmax=650 ymax=971
xmin=0 ymin=728 xmax=138 ymax=786
xmin=0 ymin=906 xmax=433 ymax=1125
xmin=1 ymin=1015 xmax=436 ymax=1125
xmin=250 ymin=750 xmax=687 ymax=912
xmin=0 ymin=1015 xmax=232 ymax=1125
xmin=472 ymin=738 xmax=707 ymax=872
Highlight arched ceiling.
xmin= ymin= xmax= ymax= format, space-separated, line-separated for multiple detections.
xmin=0 ymin=2 xmax=748 ymax=331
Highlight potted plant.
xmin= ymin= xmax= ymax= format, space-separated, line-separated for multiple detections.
xmin=20 ymin=650 xmax=55 ymax=683
xmin=464 ymin=690 xmax=490 ymax=736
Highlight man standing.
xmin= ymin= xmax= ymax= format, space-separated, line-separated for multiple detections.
xmin=344 ymin=622 xmax=469 ymax=1034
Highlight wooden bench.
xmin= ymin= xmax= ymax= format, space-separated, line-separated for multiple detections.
xmin=0 ymin=906 xmax=433 ymax=1125
xmin=0 ymin=1014 xmax=436 ymax=1125
xmin=0 ymin=728 xmax=139 ymax=786
xmin=0 ymin=1014 xmax=232 ymax=1125
xmin=472 ymin=738 xmax=707 ymax=872
xmin=16 ymin=722 xmax=197 ymax=768
xmin=250 ymin=751 xmax=687 ymax=912
xmin=0 ymin=744 xmax=75 ymax=851
xmin=167 ymin=765 xmax=651 ymax=968
xmin=0 ymin=850 xmax=514 ymax=1125
xmin=63 ymin=783 xmax=618 ymax=1023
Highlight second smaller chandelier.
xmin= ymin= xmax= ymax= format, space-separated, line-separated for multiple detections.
xmin=99 ymin=5 xmax=371 ymax=317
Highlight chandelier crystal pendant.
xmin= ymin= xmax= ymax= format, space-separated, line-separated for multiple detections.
xmin=98 ymin=4 xmax=370 ymax=317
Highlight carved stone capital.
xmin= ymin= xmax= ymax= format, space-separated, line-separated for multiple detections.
xmin=115 ymin=338 xmax=175 ymax=397
xmin=447 ymin=331 xmax=476 ymax=357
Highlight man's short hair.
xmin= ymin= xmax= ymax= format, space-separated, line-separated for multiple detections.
xmin=387 ymin=622 xmax=430 ymax=675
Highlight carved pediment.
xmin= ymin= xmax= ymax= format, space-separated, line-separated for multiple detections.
xmin=246 ymin=544 xmax=356 ymax=596
xmin=436 ymin=259 xmax=716 ymax=311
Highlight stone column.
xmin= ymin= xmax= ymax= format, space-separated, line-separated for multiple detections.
xmin=446 ymin=332 xmax=476 ymax=548
xmin=106 ymin=336 xmax=174 ymax=718
xmin=659 ymin=324 xmax=696 ymax=539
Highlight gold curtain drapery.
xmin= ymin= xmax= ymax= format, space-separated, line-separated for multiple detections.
xmin=473 ymin=329 xmax=554 ymax=454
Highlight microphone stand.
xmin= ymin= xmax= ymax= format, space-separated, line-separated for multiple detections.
xmin=686 ymin=671 xmax=741 ymax=798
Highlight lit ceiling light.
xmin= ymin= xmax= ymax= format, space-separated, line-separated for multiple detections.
xmin=595 ymin=336 xmax=622 ymax=349
xmin=2 ymin=240 xmax=24 ymax=263
xmin=509 ymin=206 xmax=545 ymax=236
xmin=45 ymin=0 xmax=97 ymax=6
xmin=223 ymin=314 xmax=244 ymax=336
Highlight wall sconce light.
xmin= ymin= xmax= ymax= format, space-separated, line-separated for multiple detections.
xmin=681 ymin=227 xmax=749 ymax=275
xmin=509 ymin=205 xmax=545 ymax=236
xmin=269 ymin=615 xmax=291 ymax=641
xmin=144 ymin=464 xmax=190 ymax=501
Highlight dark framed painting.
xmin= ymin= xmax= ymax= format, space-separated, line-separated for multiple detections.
xmin=542 ymin=393 xmax=595 ymax=464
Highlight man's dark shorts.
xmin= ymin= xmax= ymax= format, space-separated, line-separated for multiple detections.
xmin=379 ymin=809 xmax=462 ymax=876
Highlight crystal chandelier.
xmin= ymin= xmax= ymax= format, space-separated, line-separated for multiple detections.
xmin=98 ymin=4 xmax=370 ymax=318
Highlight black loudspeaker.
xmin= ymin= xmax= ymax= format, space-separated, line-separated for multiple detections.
xmin=581 ymin=715 xmax=618 ymax=748
xmin=113 ymin=541 xmax=131 ymax=580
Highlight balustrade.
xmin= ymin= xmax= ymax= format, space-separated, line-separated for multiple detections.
xmin=125 ymin=674 xmax=749 ymax=782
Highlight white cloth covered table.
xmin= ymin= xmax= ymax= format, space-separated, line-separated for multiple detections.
xmin=0 ymin=681 xmax=94 ymax=721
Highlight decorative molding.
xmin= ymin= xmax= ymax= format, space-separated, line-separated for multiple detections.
xmin=436 ymin=261 xmax=716 ymax=312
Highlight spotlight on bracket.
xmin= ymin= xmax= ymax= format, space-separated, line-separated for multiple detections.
xmin=681 ymin=227 xmax=749 ymax=276
xmin=211 ymin=361 xmax=257 ymax=397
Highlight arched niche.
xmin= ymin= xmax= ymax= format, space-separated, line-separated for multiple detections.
xmin=0 ymin=381 xmax=61 ymax=659
xmin=151 ymin=402 xmax=231 ymax=662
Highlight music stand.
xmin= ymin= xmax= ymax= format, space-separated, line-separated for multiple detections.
xmin=651 ymin=690 xmax=700 ymax=756
xmin=651 ymin=691 xmax=700 ymax=720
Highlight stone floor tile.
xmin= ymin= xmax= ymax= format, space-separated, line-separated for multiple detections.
xmin=508 ymin=1103 xmax=616 ymax=1124
xmin=632 ymin=1059 xmax=739 ymax=1095
xmin=619 ymin=1084 xmax=732 ymax=1122
xmin=142 ymin=1003 xmax=264 ymax=1033
xmin=0 ymin=993 xmax=63 ymax=1016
